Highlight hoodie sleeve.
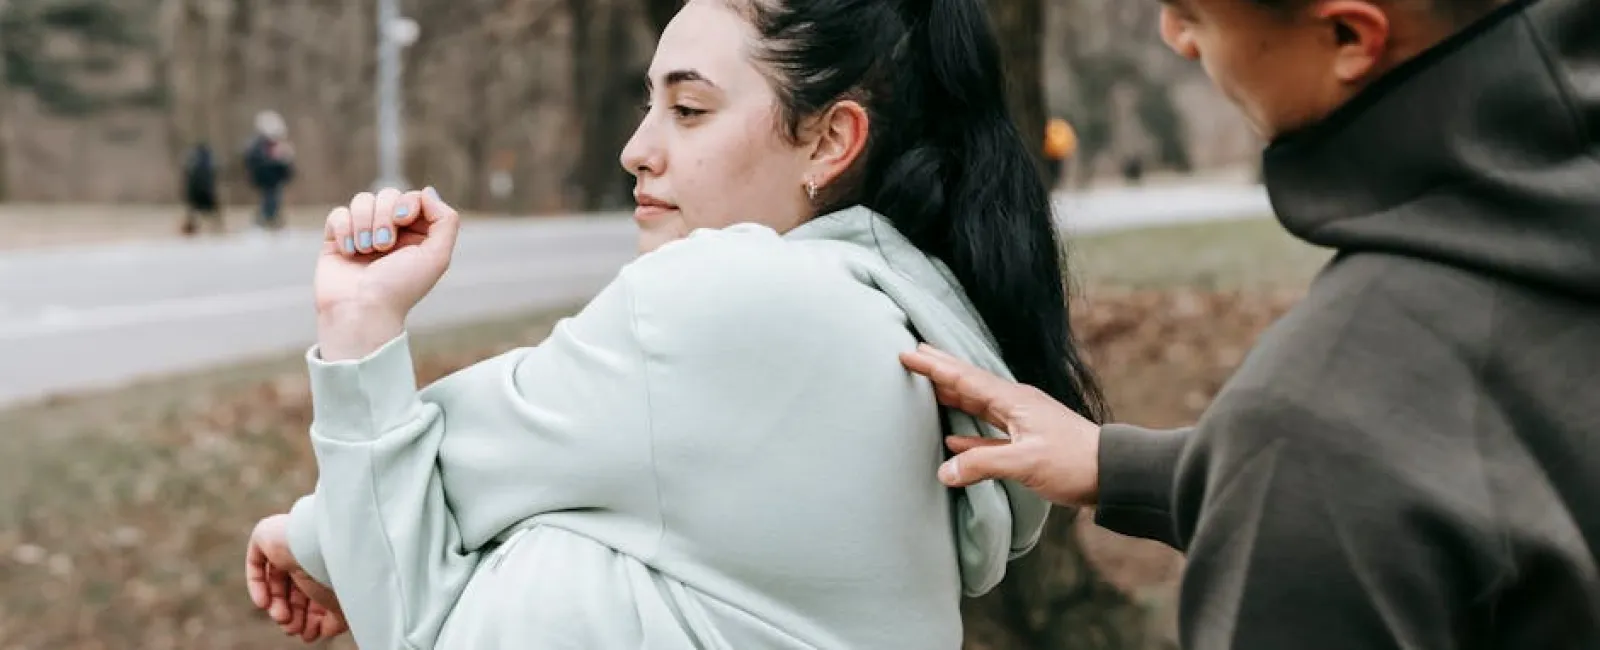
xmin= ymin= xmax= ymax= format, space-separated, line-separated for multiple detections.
xmin=1165 ymin=391 xmax=1493 ymax=650
xmin=1093 ymin=424 xmax=1190 ymax=548
xmin=285 ymin=273 xmax=655 ymax=650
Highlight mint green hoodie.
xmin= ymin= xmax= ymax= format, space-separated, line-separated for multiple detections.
xmin=286 ymin=206 xmax=1048 ymax=649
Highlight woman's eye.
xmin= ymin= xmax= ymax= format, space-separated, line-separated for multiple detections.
xmin=673 ymin=105 xmax=707 ymax=119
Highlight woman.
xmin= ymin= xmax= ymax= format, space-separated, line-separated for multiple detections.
xmin=245 ymin=0 xmax=1106 ymax=646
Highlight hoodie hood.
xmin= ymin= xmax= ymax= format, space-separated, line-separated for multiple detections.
xmin=1263 ymin=0 xmax=1600 ymax=299
xmin=785 ymin=206 xmax=1051 ymax=597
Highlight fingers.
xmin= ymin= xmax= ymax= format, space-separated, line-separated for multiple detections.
xmin=349 ymin=192 xmax=377 ymax=254
xmin=266 ymin=562 xmax=292 ymax=624
xmin=392 ymin=190 xmax=424 ymax=229
xmin=368 ymin=188 xmax=404 ymax=253
xmin=305 ymin=601 xmax=349 ymax=642
xmin=946 ymin=435 xmax=1009 ymax=454
xmin=901 ymin=344 xmax=1020 ymax=430
xmin=284 ymin=585 xmax=308 ymax=637
xmin=302 ymin=602 xmax=329 ymax=643
xmin=290 ymin=568 xmax=346 ymax=619
xmin=245 ymin=540 xmax=270 ymax=608
xmin=939 ymin=442 xmax=1033 ymax=489
xmin=326 ymin=207 xmax=354 ymax=256
xmin=417 ymin=186 xmax=461 ymax=258
xmin=318 ymin=607 xmax=350 ymax=640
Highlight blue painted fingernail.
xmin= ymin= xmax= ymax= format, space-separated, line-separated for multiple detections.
xmin=395 ymin=205 xmax=411 ymax=218
xmin=375 ymin=228 xmax=393 ymax=245
xmin=342 ymin=237 xmax=355 ymax=253
xmin=358 ymin=231 xmax=373 ymax=249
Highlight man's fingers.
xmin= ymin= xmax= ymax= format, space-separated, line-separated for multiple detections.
xmin=946 ymin=435 xmax=1009 ymax=454
xmin=939 ymin=443 xmax=1032 ymax=489
xmin=902 ymin=345 xmax=1018 ymax=430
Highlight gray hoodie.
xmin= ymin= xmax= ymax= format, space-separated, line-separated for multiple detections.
xmin=1094 ymin=0 xmax=1600 ymax=647
xmin=287 ymin=206 xmax=1047 ymax=649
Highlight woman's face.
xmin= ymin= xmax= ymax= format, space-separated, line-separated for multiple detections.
xmin=620 ymin=0 xmax=817 ymax=254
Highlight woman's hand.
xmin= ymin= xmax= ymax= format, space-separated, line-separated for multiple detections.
xmin=899 ymin=344 xmax=1102 ymax=507
xmin=315 ymin=186 xmax=460 ymax=361
xmin=246 ymin=514 xmax=349 ymax=642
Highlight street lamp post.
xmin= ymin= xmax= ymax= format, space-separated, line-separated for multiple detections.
xmin=373 ymin=0 xmax=418 ymax=192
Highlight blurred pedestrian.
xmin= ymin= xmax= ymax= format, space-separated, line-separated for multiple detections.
xmin=243 ymin=110 xmax=295 ymax=231
xmin=178 ymin=142 xmax=222 ymax=236
xmin=903 ymin=0 xmax=1600 ymax=648
xmin=1043 ymin=117 xmax=1076 ymax=189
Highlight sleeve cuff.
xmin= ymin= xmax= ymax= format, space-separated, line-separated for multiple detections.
xmin=287 ymin=493 xmax=331 ymax=586
xmin=1094 ymin=424 xmax=1190 ymax=549
xmin=305 ymin=332 xmax=421 ymax=442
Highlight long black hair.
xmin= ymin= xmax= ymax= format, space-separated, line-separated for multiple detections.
xmin=745 ymin=0 xmax=1107 ymax=422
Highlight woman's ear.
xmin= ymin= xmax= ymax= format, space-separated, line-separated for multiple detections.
xmin=807 ymin=100 xmax=870 ymax=188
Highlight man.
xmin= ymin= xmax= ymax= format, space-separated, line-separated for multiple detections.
xmin=243 ymin=110 xmax=296 ymax=231
xmin=902 ymin=0 xmax=1599 ymax=647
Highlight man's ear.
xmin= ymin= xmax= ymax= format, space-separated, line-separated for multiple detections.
xmin=807 ymin=100 xmax=870 ymax=189
xmin=1314 ymin=1 xmax=1391 ymax=83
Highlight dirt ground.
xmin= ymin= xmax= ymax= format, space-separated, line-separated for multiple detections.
xmin=0 ymin=219 xmax=1329 ymax=649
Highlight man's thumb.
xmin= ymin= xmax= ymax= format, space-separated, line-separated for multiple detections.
xmin=939 ymin=444 xmax=1027 ymax=488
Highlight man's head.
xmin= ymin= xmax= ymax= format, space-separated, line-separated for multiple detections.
xmin=1158 ymin=0 xmax=1509 ymax=139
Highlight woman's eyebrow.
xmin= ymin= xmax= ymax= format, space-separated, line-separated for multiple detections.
xmin=644 ymin=69 xmax=719 ymax=93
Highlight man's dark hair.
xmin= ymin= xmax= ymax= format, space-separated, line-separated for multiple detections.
xmin=741 ymin=0 xmax=1109 ymax=423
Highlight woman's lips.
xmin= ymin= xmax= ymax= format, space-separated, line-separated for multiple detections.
xmin=633 ymin=204 xmax=677 ymax=222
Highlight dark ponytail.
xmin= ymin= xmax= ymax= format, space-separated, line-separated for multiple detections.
xmin=750 ymin=0 xmax=1107 ymax=423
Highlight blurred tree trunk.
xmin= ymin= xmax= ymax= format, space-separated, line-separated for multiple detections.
xmin=988 ymin=0 xmax=1047 ymax=183
xmin=0 ymin=85 xmax=9 ymax=202
xmin=222 ymin=0 xmax=252 ymax=202
xmin=568 ymin=0 xmax=642 ymax=210
xmin=644 ymin=0 xmax=678 ymax=37
xmin=967 ymin=1 xmax=1152 ymax=648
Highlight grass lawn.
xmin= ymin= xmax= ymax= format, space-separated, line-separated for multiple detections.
xmin=1071 ymin=216 xmax=1331 ymax=292
xmin=0 ymin=218 xmax=1329 ymax=649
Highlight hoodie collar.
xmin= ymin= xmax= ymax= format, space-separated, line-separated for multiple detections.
xmin=1262 ymin=0 xmax=1600 ymax=299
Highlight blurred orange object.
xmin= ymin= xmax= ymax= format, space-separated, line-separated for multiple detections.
xmin=1044 ymin=118 xmax=1077 ymax=160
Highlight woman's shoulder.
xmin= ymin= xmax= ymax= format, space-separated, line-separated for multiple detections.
xmin=621 ymin=224 xmax=843 ymax=300
xmin=616 ymin=224 xmax=905 ymax=348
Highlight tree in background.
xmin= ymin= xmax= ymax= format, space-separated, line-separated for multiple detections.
xmin=1046 ymin=0 xmax=1198 ymax=187
xmin=973 ymin=1 xmax=1150 ymax=647
xmin=0 ymin=0 xmax=159 ymax=200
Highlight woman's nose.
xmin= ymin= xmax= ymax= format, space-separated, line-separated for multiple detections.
xmin=1159 ymin=8 xmax=1200 ymax=61
xmin=619 ymin=118 xmax=660 ymax=178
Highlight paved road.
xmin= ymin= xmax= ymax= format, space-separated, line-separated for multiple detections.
xmin=0 ymin=183 xmax=1271 ymax=408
